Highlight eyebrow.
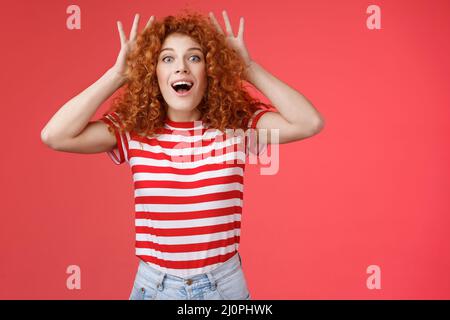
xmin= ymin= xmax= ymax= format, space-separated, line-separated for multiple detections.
xmin=159 ymin=47 xmax=203 ymax=55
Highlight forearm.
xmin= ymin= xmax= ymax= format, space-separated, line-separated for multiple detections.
xmin=244 ymin=61 xmax=323 ymax=128
xmin=41 ymin=68 xmax=125 ymax=142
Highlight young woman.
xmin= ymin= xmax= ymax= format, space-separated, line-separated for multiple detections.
xmin=41 ymin=9 xmax=324 ymax=300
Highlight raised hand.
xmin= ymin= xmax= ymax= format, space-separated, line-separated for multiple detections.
xmin=209 ymin=10 xmax=252 ymax=70
xmin=112 ymin=13 xmax=155 ymax=82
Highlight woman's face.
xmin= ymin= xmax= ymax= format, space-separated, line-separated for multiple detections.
xmin=156 ymin=33 xmax=207 ymax=117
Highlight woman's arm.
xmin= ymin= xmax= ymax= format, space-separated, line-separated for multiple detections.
xmin=244 ymin=60 xmax=325 ymax=144
xmin=41 ymin=68 xmax=125 ymax=146
xmin=41 ymin=14 xmax=154 ymax=151
xmin=208 ymin=10 xmax=324 ymax=144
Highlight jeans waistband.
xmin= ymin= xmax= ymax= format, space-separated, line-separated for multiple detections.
xmin=137 ymin=252 xmax=242 ymax=291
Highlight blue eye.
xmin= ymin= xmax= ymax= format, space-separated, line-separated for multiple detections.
xmin=162 ymin=55 xmax=201 ymax=63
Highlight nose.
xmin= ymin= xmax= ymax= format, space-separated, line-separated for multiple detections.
xmin=175 ymin=60 xmax=189 ymax=74
xmin=175 ymin=68 xmax=189 ymax=75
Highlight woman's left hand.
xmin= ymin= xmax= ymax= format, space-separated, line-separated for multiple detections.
xmin=209 ymin=10 xmax=253 ymax=73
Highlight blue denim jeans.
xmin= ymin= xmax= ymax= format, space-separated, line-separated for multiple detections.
xmin=129 ymin=252 xmax=251 ymax=300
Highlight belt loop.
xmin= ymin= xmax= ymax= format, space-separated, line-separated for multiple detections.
xmin=155 ymin=272 xmax=166 ymax=291
xmin=206 ymin=271 xmax=217 ymax=291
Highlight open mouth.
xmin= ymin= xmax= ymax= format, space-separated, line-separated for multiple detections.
xmin=171 ymin=81 xmax=194 ymax=96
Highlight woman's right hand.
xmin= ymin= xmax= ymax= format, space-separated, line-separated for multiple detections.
xmin=111 ymin=13 xmax=155 ymax=84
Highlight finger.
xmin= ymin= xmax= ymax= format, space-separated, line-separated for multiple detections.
xmin=209 ymin=12 xmax=224 ymax=35
xmin=144 ymin=15 xmax=155 ymax=30
xmin=117 ymin=21 xmax=126 ymax=46
xmin=129 ymin=13 xmax=140 ymax=41
xmin=222 ymin=10 xmax=234 ymax=37
xmin=237 ymin=17 xmax=244 ymax=39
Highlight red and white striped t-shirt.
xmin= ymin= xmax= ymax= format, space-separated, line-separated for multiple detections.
xmin=100 ymin=109 xmax=270 ymax=278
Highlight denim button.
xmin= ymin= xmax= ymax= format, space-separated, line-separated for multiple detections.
xmin=185 ymin=279 xmax=193 ymax=285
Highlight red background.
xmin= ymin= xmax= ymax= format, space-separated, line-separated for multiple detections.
xmin=1 ymin=0 xmax=449 ymax=299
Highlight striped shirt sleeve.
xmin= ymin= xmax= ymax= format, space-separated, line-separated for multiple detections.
xmin=243 ymin=108 xmax=272 ymax=157
xmin=99 ymin=111 xmax=130 ymax=165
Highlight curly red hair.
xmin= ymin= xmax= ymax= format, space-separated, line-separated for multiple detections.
xmin=103 ymin=9 xmax=273 ymax=138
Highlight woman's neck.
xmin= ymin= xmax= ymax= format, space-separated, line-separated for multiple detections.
xmin=166 ymin=108 xmax=202 ymax=122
